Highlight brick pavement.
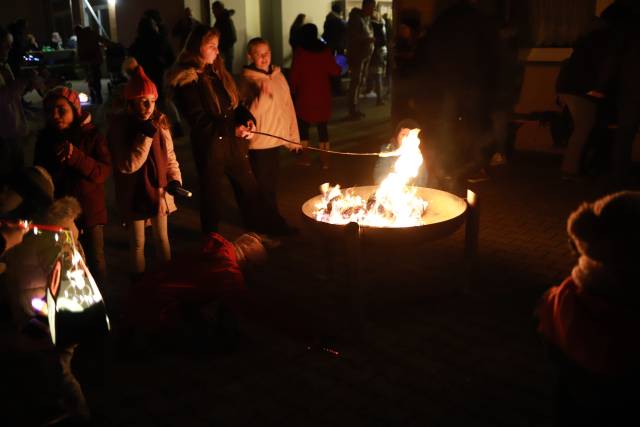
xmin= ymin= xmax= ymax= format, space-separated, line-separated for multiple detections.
xmin=11 ymin=88 xmax=626 ymax=427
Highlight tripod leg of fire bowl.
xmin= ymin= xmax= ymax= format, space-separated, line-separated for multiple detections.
xmin=344 ymin=221 xmax=367 ymax=338
xmin=464 ymin=189 xmax=480 ymax=291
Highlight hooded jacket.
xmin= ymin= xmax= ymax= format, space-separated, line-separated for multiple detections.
xmin=34 ymin=113 xmax=111 ymax=229
xmin=237 ymin=65 xmax=299 ymax=150
xmin=167 ymin=65 xmax=254 ymax=151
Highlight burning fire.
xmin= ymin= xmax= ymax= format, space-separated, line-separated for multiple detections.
xmin=314 ymin=128 xmax=429 ymax=227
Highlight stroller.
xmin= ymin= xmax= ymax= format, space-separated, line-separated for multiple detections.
xmin=105 ymin=42 xmax=127 ymax=94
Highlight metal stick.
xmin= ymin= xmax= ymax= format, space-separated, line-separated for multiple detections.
xmin=250 ymin=131 xmax=399 ymax=157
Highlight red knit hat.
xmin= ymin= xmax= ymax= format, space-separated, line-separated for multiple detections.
xmin=44 ymin=86 xmax=82 ymax=117
xmin=124 ymin=65 xmax=158 ymax=100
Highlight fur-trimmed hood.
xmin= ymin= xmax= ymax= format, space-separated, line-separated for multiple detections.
xmin=166 ymin=65 xmax=200 ymax=89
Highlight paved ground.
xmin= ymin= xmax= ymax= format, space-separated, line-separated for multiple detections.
xmin=9 ymin=82 xmax=636 ymax=427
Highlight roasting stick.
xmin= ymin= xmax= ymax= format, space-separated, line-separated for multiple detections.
xmin=250 ymin=130 xmax=400 ymax=158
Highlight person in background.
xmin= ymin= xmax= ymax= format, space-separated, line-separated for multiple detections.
xmin=34 ymin=86 xmax=111 ymax=286
xmin=602 ymin=1 xmax=640 ymax=188
xmin=49 ymin=32 xmax=63 ymax=50
xmin=108 ymin=65 xmax=182 ymax=280
xmin=76 ymin=25 xmax=105 ymax=104
xmin=1 ymin=26 xmax=44 ymax=181
xmin=7 ymin=19 xmax=27 ymax=76
xmin=237 ymin=37 xmax=300 ymax=225
xmin=289 ymin=14 xmax=306 ymax=57
xmin=488 ymin=21 xmax=523 ymax=167
xmin=373 ymin=119 xmax=428 ymax=186
xmin=536 ymin=191 xmax=640 ymax=425
xmin=323 ymin=2 xmax=347 ymax=55
xmin=211 ymin=1 xmax=237 ymax=72
xmin=390 ymin=21 xmax=419 ymax=122
xmin=128 ymin=15 xmax=175 ymax=103
xmin=66 ymin=34 xmax=77 ymax=50
xmin=290 ymin=23 xmax=341 ymax=169
xmin=323 ymin=2 xmax=347 ymax=96
xmin=413 ymin=0 xmax=502 ymax=187
xmin=167 ymin=24 xmax=292 ymax=236
xmin=555 ymin=17 xmax=613 ymax=180
xmin=25 ymin=33 xmax=39 ymax=51
xmin=143 ymin=8 xmax=170 ymax=39
xmin=172 ymin=7 xmax=200 ymax=51
xmin=366 ymin=10 xmax=388 ymax=106
xmin=346 ymin=0 xmax=376 ymax=120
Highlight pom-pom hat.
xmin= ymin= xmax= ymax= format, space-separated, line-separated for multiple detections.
xmin=44 ymin=86 xmax=82 ymax=117
xmin=124 ymin=65 xmax=158 ymax=100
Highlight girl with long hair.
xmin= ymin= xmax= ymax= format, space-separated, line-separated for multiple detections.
xmin=167 ymin=24 xmax=293 ymax=235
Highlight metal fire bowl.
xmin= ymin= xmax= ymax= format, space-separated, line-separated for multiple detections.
xmin=301 ymin=186 xmax=468 ymax=246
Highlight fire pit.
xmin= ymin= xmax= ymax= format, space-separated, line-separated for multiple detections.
xmin=302 ymin=185 xmax=468 ymax=246
xmin=298 ymin=128 xmax=479 ymax=336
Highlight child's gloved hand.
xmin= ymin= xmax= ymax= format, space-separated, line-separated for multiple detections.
xmin=139 ymin=119 xmax=157 ymax=138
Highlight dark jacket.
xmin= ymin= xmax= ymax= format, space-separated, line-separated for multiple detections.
xmin=214 ymin=10 xmax=237 ymax=53
xmin=167 ymin=65 xmax=253 ymax=153
xmin=323 ymin=11 xmax=347 ymax=54
xmin=34 ymin=113 xmax=111 ymax=229
xmin=167 ymin=64 xmax=257 ymax=233
xmin=347 ymin=8 xmax=374 ymax=61
xmin=556 ymin=26 xmax=616 ymax=97
xmin=128 ymin=21 xmax=175 ymax=97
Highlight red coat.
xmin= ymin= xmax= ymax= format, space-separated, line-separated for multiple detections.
xmin=128 ymin=233 xmax=247 ymax=331
xmin=290 ymin=47 xmax=341 ymax=123
xmin=34 ymin=113 xmax=111 ymax=229
xmin=537 ymin=276 xmax=640 ymax=376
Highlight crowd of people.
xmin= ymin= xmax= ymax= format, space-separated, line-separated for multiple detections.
xmin=1 ymin=0 xmax=640 ymax=425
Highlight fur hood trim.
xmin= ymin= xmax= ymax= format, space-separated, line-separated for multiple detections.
xmin=166 ymin=66 xmax=200 ymax=88
xmin=42 ymin=197 xmax=82 ymax=226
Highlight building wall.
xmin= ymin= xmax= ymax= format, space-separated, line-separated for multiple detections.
xmin=0 ymin=0 xmax=51 ymax=44
xmin=279 ymin=0 xmax=334 ymax=67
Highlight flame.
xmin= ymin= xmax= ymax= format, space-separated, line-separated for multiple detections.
xmin=314 ymin=128 xmax=429 ymax=227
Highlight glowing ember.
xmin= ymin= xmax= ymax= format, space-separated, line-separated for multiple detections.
xmin=314 ymin=128 xmax=429 ymax=227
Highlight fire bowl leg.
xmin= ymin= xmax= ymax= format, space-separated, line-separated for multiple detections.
xmin=464 ymin=189 xmax=480 ymax=290
xmin=344 ymin=222 xmax=366 ymax=337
